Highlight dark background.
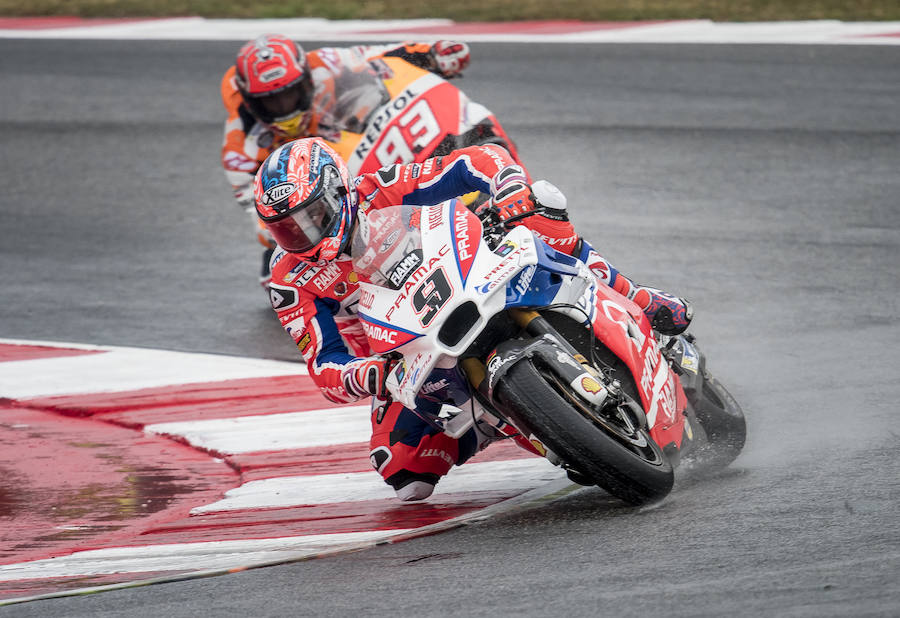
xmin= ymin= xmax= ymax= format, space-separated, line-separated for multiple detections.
xmin=1 ymin=40 xmax=899 ymax=616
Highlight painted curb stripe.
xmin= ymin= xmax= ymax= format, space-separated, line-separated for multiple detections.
xmin=145 ymin=405 xmax=373 ymax=454
xmin=0 ymin=339 xmax=573 ymax=604
xmin=0 ymin=479 xmax=579 ymax=607
xmin=0 ymin=342 xmax=306 ymax=399
xmin=0 ymin=343 xmax=103 ymax=362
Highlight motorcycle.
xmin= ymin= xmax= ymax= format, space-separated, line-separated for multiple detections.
xmin=254 ymin=54 xmax=518 ymax=284
xmin=318 ymin=55 xmax=522 ymax=176
xmin=350 ymin=183 xmax=746 ymax=505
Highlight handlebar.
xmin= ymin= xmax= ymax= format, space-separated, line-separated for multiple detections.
xmin=477 ymin=202 xmax=547 ymax=236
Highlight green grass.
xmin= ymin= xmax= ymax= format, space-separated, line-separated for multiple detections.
xmin=2 ymin=1 xmax=899 ymax=22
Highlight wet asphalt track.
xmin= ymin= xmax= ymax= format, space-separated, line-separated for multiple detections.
xmin=1 ymin=39 xmax=899 ymax=616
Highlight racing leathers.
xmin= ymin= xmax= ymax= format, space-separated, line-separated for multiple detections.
xmin=221 ymin=42 xmax=469 ymax=217
xmin=268 ymin=143 xmax=691 ymax=500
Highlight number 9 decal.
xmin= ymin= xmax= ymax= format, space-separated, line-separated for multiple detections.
xmin=412 ymin=268 xmax=452 ymax=327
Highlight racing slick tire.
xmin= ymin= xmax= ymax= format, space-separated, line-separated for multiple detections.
xmin=495 ymin=357 xmax=674 ymax=506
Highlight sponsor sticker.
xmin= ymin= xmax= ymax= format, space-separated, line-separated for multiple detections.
xmin=297 ymin=332 xmax=312 ymax=354
xmin=262 ymin=182 xmax=298 ymax=208
xmin=581 ymin=376 xmax=603 ymax=394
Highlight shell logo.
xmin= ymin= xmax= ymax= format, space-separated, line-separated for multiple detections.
xmin=348 ymin=271 xmax=359 ymax=284
xmin=528 ymin=437 xmax=547 ymax=456
xmin=581 ymin=376 xmax=603 ymax=394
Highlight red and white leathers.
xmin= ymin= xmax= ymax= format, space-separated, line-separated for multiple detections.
xmin=222 ymin=42 xmax=467 ymax=219
xmin=492 ymin=176 xmax=693 ymax=335
xmin=575 ymin=243 xmax=693 ymax=335
xmin=268 ymin=143 xmax=688 ymax=499
xmin=270 ymin=144 xmax=547 ymax=400
xmin=268 ymin=144 xmax=566 ymax=499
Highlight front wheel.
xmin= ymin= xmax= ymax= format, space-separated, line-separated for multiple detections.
xmin=494 ymin=357 xmax=674 ymax=505
xmin=686 ymin=371 xmax=746 ymax=470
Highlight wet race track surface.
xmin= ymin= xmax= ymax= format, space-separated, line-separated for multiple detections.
xmin=1 ymin=39 xmax=899 ymax=616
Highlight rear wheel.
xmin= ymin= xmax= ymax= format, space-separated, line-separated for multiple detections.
xmin=495 ymin=357 xmax=674 ymax=505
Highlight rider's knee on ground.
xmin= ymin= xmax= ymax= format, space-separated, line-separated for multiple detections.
xmin=395 ymin=480 xmax=436 ymax=501
xmin=385 ymin=470 xmax=440 ymax=502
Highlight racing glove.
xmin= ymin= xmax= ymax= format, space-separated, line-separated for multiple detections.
xmin=488 ymin=165 xmax=535 ymax=222
xmin=344 ymin=356 xmax=395 ymax=400
xmin=430 ymin=41 xmax=470 ymax=78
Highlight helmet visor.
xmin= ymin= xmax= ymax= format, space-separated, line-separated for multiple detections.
xmin=265 ymin=166 xmax=345 ymax=255
xmin=246 ymin=75 xmax=314 ymax=124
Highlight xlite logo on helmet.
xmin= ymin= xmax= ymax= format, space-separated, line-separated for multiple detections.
xmin=262 ymin=182 xmax=298 ymax=207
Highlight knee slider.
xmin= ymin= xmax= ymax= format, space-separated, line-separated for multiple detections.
xmin=395 ymin=480 xmax=436 ymax=502
xmin=385 ymin=470 xmax=440 ymax=502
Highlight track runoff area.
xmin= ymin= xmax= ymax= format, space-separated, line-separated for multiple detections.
xmin=1 ymin=16 xmax=899 ymax=606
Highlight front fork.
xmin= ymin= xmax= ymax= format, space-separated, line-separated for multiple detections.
xmin=458 ymin=308 xmax=629 ymax=461
xmin=460 ymin=308 xmax=582 ymax=387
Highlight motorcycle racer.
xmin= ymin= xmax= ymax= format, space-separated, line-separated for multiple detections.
xmin=254 ymin=137 xmax=692 ymax=501
xmin=220 ymin=34 xmax=472 ymax=284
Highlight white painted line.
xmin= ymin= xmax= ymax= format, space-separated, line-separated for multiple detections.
xmin=0 ymin=18 xmax=898 ymax=44
xmin=0 ymin=530 xmax=407 ymax=581
xmin=0 ymin=17 xmax=451 ymax=40
xmin=193 ymin=458 xmax=564 ymax=512
xmin=0 ymin=338 xmax=306 ymax=399
xmin=587 ymin=19 xmax=900 ymax=44
xmin=0 ymin=476 xmax=579 ymax=590
xmin=146 ymin=405 xmax=372 ymax=453
xmin=0 ymin=338 xmax=577 ymax=606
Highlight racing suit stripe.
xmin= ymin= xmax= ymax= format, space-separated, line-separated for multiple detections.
xmin=357 ymin=145 xmax=514 ymax=210
xmin=400 ymin=155 xmax=492 ymax=205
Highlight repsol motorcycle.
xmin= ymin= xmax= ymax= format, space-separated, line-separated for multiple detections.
xmin=318 ymin=55 xmax=521 ymax=176
xmin=255 ymin=55 xmax=517 ymax=284
xmin=351 ymin=184 xmax=746 ymax=505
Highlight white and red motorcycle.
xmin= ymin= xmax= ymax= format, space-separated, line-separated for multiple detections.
xmin=351 ymin=185 xmax=746 ymax=505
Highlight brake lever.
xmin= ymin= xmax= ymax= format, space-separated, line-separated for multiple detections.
xmin=498 ymin=206 xmax=546 ymax=228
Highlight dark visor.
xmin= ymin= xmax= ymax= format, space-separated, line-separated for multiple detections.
xmin=246 ymin=76 xmax=314 ymax=123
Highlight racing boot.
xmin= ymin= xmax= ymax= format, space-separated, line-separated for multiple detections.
xmin=577 ymin=241 xmax=693 ymax=336
xmin=631 ymin=285 xmax=693 ymax=336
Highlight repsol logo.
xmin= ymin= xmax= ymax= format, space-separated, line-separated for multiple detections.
xmin=354 ymin=86 xmax=420 ymax=159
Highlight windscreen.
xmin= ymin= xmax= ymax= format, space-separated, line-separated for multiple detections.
xmin=351 ymin=206 xmax=424 ymax=290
